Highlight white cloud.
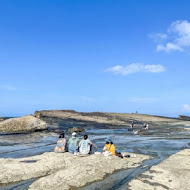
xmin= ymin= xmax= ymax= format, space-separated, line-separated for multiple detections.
xmin=106 ymin=63 xmax=165 ymax=75
xmin=157 ymin=43 xmax=183 ymax=52
xmin=169 ymin=20 xmax=190 ymax=47
xmin=152 ymin=20 xmax=190 ymax=52
xmin=149 ymin=33 xmax=167 ymax=42
xmin=0 ymin=85 xmax=16 ymax=91
xmin=183 ymin=104 xmax=190 ymax=112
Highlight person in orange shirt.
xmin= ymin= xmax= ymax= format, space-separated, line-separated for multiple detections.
xmin=103 ymin=137 xmax=124 ymax=158
xmin=103 ymin=138 xmax=116 ymax=155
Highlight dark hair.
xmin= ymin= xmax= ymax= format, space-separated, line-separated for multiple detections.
xmin=106 ymin=141 xmax=113 ymax=144
xmin=84 ymin=134 xmax=88 ymax=140
xmin=59 ymin=133 xmax=64 ymax=138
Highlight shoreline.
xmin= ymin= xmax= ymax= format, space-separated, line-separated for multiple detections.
xmin=128 ymin=148 xmax=190 ymax=190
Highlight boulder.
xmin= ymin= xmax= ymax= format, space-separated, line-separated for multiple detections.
xmin=0 ymin=115 xmax=47 ymax=133
xmin=54 ymin=129 xmax=63 ymax=133
xmin=68 ymin=127 xmax=85 ymax=133
xmin=0 ymin=117 xmax=7 ymax=122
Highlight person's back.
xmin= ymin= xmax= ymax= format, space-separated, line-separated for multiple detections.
xmin=68 ymin=132 xmax=80 ymax=153
xmin=54 ymin=133 xmax=67 ymax=153
xmin=105 ymin=143 xmax=116 ymax=155
xmin=79 ymin=135 xmax=97 ymax=154
xmin=103 ymin=138 xmax=116 ymax=156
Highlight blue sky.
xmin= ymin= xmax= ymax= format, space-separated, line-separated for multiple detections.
xmin=0 ymin=0 xmax=190 ymax=117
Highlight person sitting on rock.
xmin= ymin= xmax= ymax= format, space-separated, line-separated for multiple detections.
xmin=79 ymin=134 xmax=97 ymax=154
xmin=103 ymin=138 xmax=116 ymax=156
xmin=54 ymin=133 xmax=67 ymax=153
xmin=68 ymin=132 xmax=80 ymax=153
xmin=103 ymin=138 xmax=123 ymax=158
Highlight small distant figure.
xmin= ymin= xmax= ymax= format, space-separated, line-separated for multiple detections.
xmin=54 ymin=133 xmax=67 ymax=153
xmin=79 ymin=134 xmax=97 ymax=154
xmin=130 ymin=121 xmax=134 ymax=128
xmin=142 ymin=122 xmax=148 ymax=130
xmin=133 ymin=130 xmax=138 ymax=135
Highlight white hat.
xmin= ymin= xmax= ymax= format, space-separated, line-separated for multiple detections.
xmin=72 ymin=132 xmax=77 ymax=136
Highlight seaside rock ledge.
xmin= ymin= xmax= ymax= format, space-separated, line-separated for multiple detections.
xmin=0 ymin=115 xmax=47 ymax=133
xmin=0 ymin=152 xmax=150 ymax=190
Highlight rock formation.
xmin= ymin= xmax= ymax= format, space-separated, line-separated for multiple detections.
xmin=0 ymin=152 xmax=149 ymax=190
xmin=0 ymin=115 xmax=47 ymax=133
xmin=67 ymin=126 xmax=85 ymax=133
xmin=179 ymin=115 xmax=190 ymax=121
xmin=128 ymin=149 xmax=190 ymax=190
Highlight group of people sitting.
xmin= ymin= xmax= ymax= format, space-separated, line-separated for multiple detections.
xmin=54 ymin=132 xmax=123 ymax=158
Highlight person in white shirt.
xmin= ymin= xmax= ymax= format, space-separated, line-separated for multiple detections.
xmin=79 ymin=134 xmax=97 ymax=154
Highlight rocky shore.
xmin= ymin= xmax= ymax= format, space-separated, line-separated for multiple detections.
xmin=1 ymin=110 xmax=190 ymax=189
xmin=128 ymin=148 xmax=190 ymax=190
xmin=34 ymin=110 xmax=190 ymax=137
xmin=0 ymin=152 xmax=149 ymax=189
xmin=1 ymin=110 xmax=190 ymax=135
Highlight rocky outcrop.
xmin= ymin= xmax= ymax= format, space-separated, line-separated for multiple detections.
xmin=0 ymin=152 xmax=149 ymax=190
xmin=179 ymin=115 xmax=190 ymax=121
xmin=0 ymin=115 xmax=47 ymax=133
xmin=34 ymin=110 xmax=179 ymax=124
xmin=67 ymin=126 xmax=85 ymax=133
xmin=128 ymin=149 xmax=190 ymax=190
xmin=0 ymin=117 xmax=7 ymax=122
xmin=33 ymin=110 xmax=190 ymax=137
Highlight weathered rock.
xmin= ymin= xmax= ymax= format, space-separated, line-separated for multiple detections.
xmin=0 ymin=117 xmax=7 ymax=122
xmin=0 ymin=152 xmax=149 ymax=190
xmin=128 ymin=149 xmax=190 ymax=190
xmin=179 ymin=115 xmax=190 ymax=121
xmin=67 ymin=126 xmax=85 ymax=133
xmin=0 ymin=115 xmax=47 ymax=133
xmin=34 ymin=110 xmax=190 ymax=130
xmin=54 ymin=129 xmax=63 ymax=133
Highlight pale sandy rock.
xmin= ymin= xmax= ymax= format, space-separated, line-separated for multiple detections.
xmin=0 ymin=152 xmax=149 ymax=190
xmin=0 ymin=115 xmax=47 ymax=133
xmin=29 ymin=153 xmax=149 ymax=190
xmin=128 ymin=149 xmax=190 ymax=190
xmin=67 ymin=126 xmax=85 ymax=133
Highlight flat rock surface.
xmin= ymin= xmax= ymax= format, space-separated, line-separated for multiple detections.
xmin=128 ymin=149 xmax=190 ymax=190
xmin=35 ymin=110 xmax=190 ymax=128
xmin=0 ymin=115 xmax=47 ymax=133
xmin=0 ymin=152 xmax=149 ymax=190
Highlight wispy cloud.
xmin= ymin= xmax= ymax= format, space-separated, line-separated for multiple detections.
xmin=157 ymin=43 xmax=183 ymax=52
xmin=0 ymin=85 xmax=16 ymax=91
xmin=151 ymin=20 xmax=190 ymax=53
xmin=183 ymin=104 xmax=190 ymax=112
xmin=149 ymin=33 xmax=167 ymax=42
xmin=105 ymin=63 xmax=165 ymax=75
